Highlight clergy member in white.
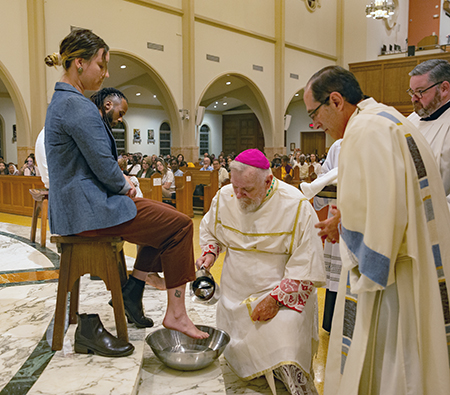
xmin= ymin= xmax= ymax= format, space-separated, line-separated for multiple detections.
xmin=312 ymin=139 xmax=342 ymax=333
xmin=196 ymin=149 xmax=326 ymax=395
xmin=407 ymin=59 xmax=450 ymax=206
xmin=305 ymin=65 xmax=450 ymax=395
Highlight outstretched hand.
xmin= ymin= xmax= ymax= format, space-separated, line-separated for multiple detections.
xmin=251 ymin=295 xmax=279 ymax=322
xmin=315 ymin=205 xmax=341 ymax=243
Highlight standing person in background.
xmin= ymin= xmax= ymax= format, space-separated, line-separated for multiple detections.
xmin=44 ymin=29 xmax=208 ymax=358
xmin=304 ymin=65 xmax=450 ymax=395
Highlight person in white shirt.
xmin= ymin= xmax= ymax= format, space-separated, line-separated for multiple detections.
xmin=407 ymin=59 xmax=450 ymax=206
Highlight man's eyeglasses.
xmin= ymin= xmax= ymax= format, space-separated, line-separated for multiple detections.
xmin=407 ymin=81 xmax=443 ymax=99
xmin=308 ymin=96 xmax=330 ymax=120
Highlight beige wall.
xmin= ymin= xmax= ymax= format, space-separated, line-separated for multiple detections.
xmin=285 ymin=0 xmax=337 ymax=57
xmin=195 ymin=0 xmax=275 ymax=37
xmin=0 ymin=0 xmax=413 ymax=162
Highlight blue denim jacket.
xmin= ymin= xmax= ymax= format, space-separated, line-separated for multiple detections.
xmin=45 ymin=82 xmax=136 ymax=235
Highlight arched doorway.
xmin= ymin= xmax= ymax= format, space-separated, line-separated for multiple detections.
xmin=106 ymin=52 xmax=180 ymax=156
xmin=198 ymin=73 xmax=272 ymax=156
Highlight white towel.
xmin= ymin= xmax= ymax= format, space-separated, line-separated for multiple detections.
xmin=300 ymin=167 xmax=338 ymax=199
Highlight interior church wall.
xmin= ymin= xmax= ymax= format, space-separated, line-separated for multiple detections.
xmin=0 ymin=97 xmax=17 ymax=163
xmin=0 ymin=0 xmax=31 ymax=126
xmin=44 ymin=0 xmax=184 ymax=108
xmin=201 ymin=111 xmax=223 ymax=158
xmin=195 ymin=0 xmax=275 ymax=37
xmin=285 ymin=0 xmax=337 ymax=57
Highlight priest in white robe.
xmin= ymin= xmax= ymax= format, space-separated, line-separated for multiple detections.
xmin=407 ymin=59 xmax=450 ymax=206
xmin=196 ymin=149 xmax=326 ymax=395
xmin=304 ymin=65 xmax=450 ymax=395
xmin=312 ymin=139 xmax=342 ymax=332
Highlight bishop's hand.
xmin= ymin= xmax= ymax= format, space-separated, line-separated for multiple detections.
xmin=251 ymin=295 xmax=280 ymax=322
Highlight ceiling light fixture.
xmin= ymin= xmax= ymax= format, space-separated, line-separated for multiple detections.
xmin=136 ymin=92 xmax=141 ymax=96
xmin=226 ymin=81 xmax=231 ymax=85
xmin=120 ymin=65 xmax=126 ymax=69
xmin=365 ymin=1 xmax=395 ymax=19
xmin=153 ymin=95 xmax=157 ymax=98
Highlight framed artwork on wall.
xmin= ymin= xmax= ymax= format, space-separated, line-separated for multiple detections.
xmin=133 ymin=129 xmax=141 ymax=144
xmin=147 ymin=129 xmax=155 ymax=144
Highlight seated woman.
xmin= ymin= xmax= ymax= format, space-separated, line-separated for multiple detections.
xmin=118 ymin=158 xmax=143 ymax=197
xmin=0 ymin=162 xmax=9 ymax=175
xmin=156 ymin=159 xmax=175 ymax=199
xmin=176 ymin=153 xmax=187 ymax=168
xmin=23 ymin=156 xmax=40 ymax=176
xmin=7 ymin=163 xmax=19 ymax=175
xmin=280 ymin=155 xmax=293 ymax=183
xmin=127 ymin=155 xmax=141 ymax=176
xmin=136 ymin=157 xmax=154 ymax=178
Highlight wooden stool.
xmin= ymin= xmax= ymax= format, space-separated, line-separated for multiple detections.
xmin=29 ymin=188 xmax=49 ymax=247
xmin=50 ymin=235 xmax=129 ymax=351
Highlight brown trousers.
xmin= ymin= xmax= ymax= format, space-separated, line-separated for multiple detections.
xmin=78 ymin=198 xmax=195 ymax=289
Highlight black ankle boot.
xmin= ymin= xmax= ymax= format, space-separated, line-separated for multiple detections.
xmin=121 ymin=276 xmax=154 ymax=328
xmin=74 ymin=313 xmax=134 ymax=357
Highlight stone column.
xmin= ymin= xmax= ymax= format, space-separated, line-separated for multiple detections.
xmin=179 ymin=0 xmax=198 ymax=163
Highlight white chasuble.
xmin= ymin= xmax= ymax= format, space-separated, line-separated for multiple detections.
xmin=200 ymin=179 xmax=326 ymax=380
xmin=325 ymin=98 xmax=450 ymax=395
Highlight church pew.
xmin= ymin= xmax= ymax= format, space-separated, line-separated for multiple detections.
xmin=139 ymin=172 xmax=193 ymax=218
xmin=139 ymin=173 xmax=162 ymax=201
xmin=0 ymin=175 xmax=45 ymax=216
xmin=175 ymin=171 xmax=193 ymax=217
xmin=160 ymin=171 xmax=194 ymax=218
xmin=188 ymin=169 xmax=219 ymax=214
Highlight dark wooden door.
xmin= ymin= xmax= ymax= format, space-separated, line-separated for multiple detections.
xmin=222 ymin=113 xmax=264 ymax=155
xmin=301 ymin=131 xmax=325 ymax=156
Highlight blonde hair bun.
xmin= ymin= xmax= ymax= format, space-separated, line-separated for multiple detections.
xmin=44 ymin=52 xmax=62 ymax=68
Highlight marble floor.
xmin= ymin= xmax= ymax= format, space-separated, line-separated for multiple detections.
xmin=0 ymin=213 xmax=329 ymax=395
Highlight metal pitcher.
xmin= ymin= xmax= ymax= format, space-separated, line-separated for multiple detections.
xmin=190 ymin=266 xmax=220 ymax=305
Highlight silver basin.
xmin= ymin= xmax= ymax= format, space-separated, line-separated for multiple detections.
xmin=146 ymin=325 xmax=230 ymax=371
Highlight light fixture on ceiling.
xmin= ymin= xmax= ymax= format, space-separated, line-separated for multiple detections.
xmin=223 ymin=102 xmax=228 ymax=106
xmin=295 ymin=93 xmax=299 ymax=97
xmin=136 ymin=92 xmax=141 ymax=96
xmin=120 ymin=65 xmax=126 ymax=69
xmin=226 ymin=81 xmax=231 ymax=85
xmin=365 ymin=1 xmax=395 ymax=19
xmin=153 ymin=95 xmax=157 ymax=98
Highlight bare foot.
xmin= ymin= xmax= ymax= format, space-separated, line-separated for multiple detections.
xmin=145 ymin=273 xmax=166 ymax=290
xmin=163 ymin=314 xmax=210 ymax=339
